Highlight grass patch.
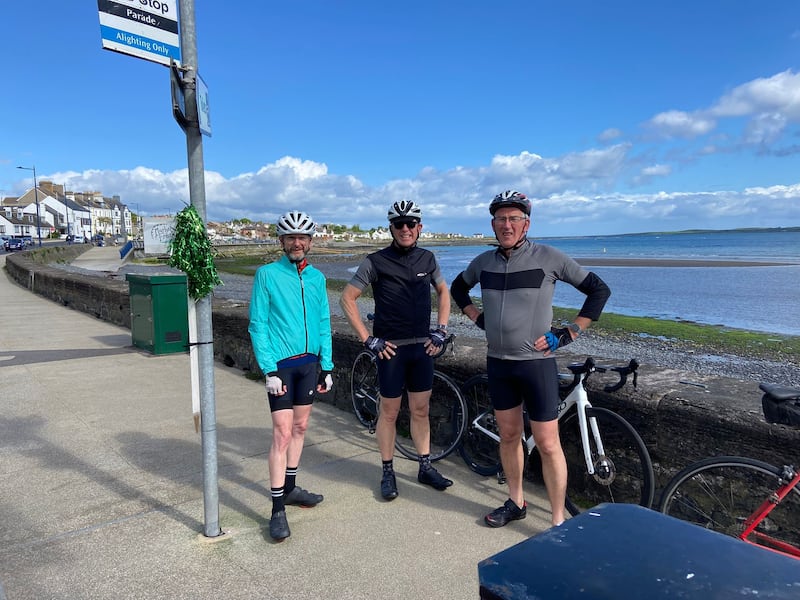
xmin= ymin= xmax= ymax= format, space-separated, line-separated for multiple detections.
xmin=553 ymin=307 xmax=799 ymax=361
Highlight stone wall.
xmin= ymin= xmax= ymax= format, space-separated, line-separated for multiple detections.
xmin=5 ymin=246 xmax=131 ymax=327
xmin=5 ymin=250 xmax=799 ymax=498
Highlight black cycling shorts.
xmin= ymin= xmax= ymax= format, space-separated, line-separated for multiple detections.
xmin=268 ymin=359 xmax=318 ymax=412
xmin=486 ymin=356 xmax=560 ymax=422
xmin=377 ymin=343 xmax=434 ymax=398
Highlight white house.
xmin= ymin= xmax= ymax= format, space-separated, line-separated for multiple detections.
xmin=0 ymin=205 xmax=46 ymax=241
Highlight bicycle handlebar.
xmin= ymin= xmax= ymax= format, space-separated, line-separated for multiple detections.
xmin=601 ymin=359 xmax=639 ymax=392
xmin=565 ymin=357 xmax=639 ymax=393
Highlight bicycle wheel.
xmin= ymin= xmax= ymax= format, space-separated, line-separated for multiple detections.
xmin=560 ymin=406 xmax=654 ymax=516
xmin=394 ymin=371 xmax=467 ymax=462
xmin=458 ymin=374 xmax=502 ymax=476
xmin=351 ymin=351 xmax=379 ymax=428
xmin=659 ymin=456 xmax=800 ymax=554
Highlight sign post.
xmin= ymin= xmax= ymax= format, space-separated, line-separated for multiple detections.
xmin=97 ymin=0 xmax=221 ymax=538
xmin=97 ymin=0 xmax=181 ymax=66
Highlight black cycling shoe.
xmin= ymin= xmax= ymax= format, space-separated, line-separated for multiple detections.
xmin=418 ymin=467 xmax=453 ymax=491
xmin=284 ymin=486 xmax=324 ymax=507
xmin=381 ymin=472 xmax=398 ymax=500
xmin=269 ymin=510 xmax=291 ymax=541
xmin=485 ymin=499 xmax=527 ymax=528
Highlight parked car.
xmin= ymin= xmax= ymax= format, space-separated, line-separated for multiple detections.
xmin=6 ymin=238 xmax=25 ymax=252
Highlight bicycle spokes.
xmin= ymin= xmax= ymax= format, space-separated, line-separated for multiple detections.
xmin=562 ymin=406 xmax=654 ymax=515
xmin=659 ymin=458 xmax=800 ymax=557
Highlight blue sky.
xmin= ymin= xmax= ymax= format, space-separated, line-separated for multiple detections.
xmin=3 ymin=1 xmax=800 ymax=236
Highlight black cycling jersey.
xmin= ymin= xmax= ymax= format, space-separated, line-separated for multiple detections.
xmin=348 ymin=244 xmax=445 ymax=340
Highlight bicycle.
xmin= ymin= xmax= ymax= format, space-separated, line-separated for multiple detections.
xmin=350 ymin=320 xmax=467 ymax=462
xmin=458 ymin=356 xmax=654 ymax=516
xmin=657 ymin=382 xmax=800 ymax=560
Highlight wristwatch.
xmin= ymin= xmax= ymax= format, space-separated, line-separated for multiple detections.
xmin=567 ymin=322 xmax=582 ymax=336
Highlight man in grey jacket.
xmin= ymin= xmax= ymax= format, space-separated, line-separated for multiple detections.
xmin=450 ymin=190 xmax=610 ymax=528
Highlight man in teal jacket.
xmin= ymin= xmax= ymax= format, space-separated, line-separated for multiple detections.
xmin=249 ymin=210 xmax=334 ymax=542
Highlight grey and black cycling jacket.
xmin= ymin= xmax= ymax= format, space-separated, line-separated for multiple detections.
xmin=450 ymin=239 xmax=610 ymax=361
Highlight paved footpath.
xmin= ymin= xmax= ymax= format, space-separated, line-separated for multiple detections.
xmin=0 ymin=253 xmax=552 ymax=600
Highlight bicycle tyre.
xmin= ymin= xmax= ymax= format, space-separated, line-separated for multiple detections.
xmin=351 ymin=351 xmax=379 ymax=428
xmin=394 ymin=370 xmax=467 ymax=462
xmin=658 ymin=456 xmax=800 ymax=552
xmin=458 ymin=374 xmax=502 ymax=476
xmin=560 ymin=406 xmax=654 ymax=516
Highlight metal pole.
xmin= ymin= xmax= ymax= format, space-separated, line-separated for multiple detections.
xmin=33 ymin=171 xmax=42 ymax=247
xmin=65 ymin=183 xmax=71 ymax=242
xmin=178 ymin=0 xmax=221 ymax=538
xmin=16 ymin=165 xmax=42 ymax=247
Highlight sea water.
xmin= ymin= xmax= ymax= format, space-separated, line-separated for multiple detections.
xmin=427 ymin=230 xmax=799 ymax=336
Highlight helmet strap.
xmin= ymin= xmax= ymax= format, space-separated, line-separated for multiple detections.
xmin=496 ymin=233 xmax=528 ymax=256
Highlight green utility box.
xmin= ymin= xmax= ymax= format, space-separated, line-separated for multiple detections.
xmin=126 ymin=274 xmax=189 ymax=355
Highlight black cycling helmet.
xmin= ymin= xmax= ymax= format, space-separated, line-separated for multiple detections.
xmin=489 ymin=190 xmax=531 ymax=216
xmin=387 ymin=200 xmax=422 ymax=222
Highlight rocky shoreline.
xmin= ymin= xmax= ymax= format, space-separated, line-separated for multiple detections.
xmin=53 ymin=254 xmax=800 ymax=388
xmin=208 ymin=266 xmax=799 ymax=389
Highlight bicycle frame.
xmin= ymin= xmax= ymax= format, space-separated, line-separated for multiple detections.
xmin=741 ymin=466 xmax=800 ymax=559
xmin=470 ymin=367 xmax=605 ymax=478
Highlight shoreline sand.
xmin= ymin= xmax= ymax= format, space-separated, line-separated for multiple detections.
xmin=309 ymin=253 xmax=797 ymax=281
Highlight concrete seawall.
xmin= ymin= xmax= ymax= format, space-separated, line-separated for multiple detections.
xmin=5 ymin=247 xmax=799 ymax=498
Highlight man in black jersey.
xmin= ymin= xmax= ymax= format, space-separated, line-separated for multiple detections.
xmin=340 ymin=200 xmax=453 ymax=500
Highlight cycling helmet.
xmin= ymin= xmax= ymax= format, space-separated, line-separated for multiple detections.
xmin=387 ymin=200 xmax=422 ymax=222
xmin=276 ymin=210 xmax=316 ymax=236
xmin=489 ymin=190 xmax=531 ymax=216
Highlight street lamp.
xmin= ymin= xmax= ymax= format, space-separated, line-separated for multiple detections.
xmin=16 ymin=165 xmax=43 ymax=248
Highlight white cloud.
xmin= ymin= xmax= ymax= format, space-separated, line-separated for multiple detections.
xmin=643 ymin=70 xmax=800 ymax=151
xmin=710 ymin=70 xmax=800 ymax=119
xmin=32 ymin=67 xmax=800 ymax=237
xmin=598 ymin=128 xmax=623 ymax=143
xmin=34 ymin=147 xmax=800 ymax=237
xmin=631 ymin=163 xmax=672 ymax=186
xmin=743 ymin=112 xmax=787 ymax=145
xmin=641 ymin=164 xmax=672 ymax=177
xmin=645 ymin=110 xmax=716 ymax=139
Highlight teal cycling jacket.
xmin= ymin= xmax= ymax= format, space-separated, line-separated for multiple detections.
xmin=248 ymin=254 xmax=334 ymax=375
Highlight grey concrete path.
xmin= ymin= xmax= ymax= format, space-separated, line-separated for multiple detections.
xmin=0 ymin=253 xmax=552 ymax=600
xmin=69 ymin=243 xmax=129 ymax=272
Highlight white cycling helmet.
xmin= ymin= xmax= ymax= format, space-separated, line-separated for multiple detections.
xmin=387 ymin=200 xmax=422 ymax=222
xmin=276 ymin=210 xmax=316 ymax=236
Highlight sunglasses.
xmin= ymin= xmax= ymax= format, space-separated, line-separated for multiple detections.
xmin=392 ymin=219 xmax=420 ymax=229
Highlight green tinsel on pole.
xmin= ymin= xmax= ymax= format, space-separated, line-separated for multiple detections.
xmin=168 ymin=204 xmax=222 ymax=299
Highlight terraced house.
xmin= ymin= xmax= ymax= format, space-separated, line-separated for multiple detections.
xmin=0 ymin=181 xmax=134 ymax=242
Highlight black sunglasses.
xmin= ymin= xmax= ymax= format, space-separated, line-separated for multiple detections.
xmin=392 ymin=219 xmax=419 ymax=229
